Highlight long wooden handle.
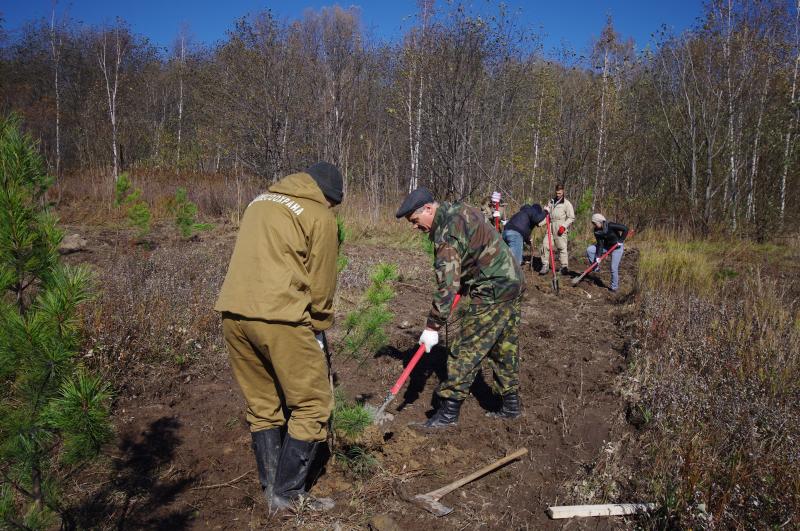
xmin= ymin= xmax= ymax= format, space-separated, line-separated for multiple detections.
xmin=427 ymin=447 xmax=528 ymax=499
xmin=547 ymin=503 xmax=656 ymax=519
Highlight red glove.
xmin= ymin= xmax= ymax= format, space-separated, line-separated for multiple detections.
xmin=557 ymin=226 xmax=566 ymax=236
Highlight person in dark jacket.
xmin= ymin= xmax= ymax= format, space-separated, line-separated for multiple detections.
xmin=502 ymin=204 xmax=546 ymax=266
xmin=586 ymin=213 xmax=628 ymax=292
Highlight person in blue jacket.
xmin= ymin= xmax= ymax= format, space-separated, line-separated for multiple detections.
xmin=501 ymin=204 xmax=546 ymax=266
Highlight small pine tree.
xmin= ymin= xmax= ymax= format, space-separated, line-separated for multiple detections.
xmin=335 ymin=214 xmax=349 ymax=273
xmin=113 ymin=172 xmax=132 ymax=207
xmin=420 ymin=234 xmax=435 ymax=259
xmin=571 ymin=186 xmax=594 ymax=241
xmin=339 ymin=263 xmax=398 ymax=360
xmin=331 ymin=389 xmax=377 ymax=478
xmin=126 ymin=190 xmax=151 ymax=237
xmin=0 ymin=116 xmax=113 ymax=529
xmin=113 ymin=172 xmax=151 ymax=238
xmin=331 ymin=388 xmax=372 ymax=440
xmin=169 ymin=187 xmax=213 ymax=238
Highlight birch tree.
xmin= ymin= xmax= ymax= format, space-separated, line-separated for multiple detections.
xmin=49 ymin=6 xmax=63 ymax=185
xmin=404 ymin=0 xmax=433 ymax=192
xmin=173 ymin=26 xmax=189 ymax=170
xmin=96 ymin=20 xmax=128 ymax=180
xmin=780 ymin=0 xmax=800 ymax=226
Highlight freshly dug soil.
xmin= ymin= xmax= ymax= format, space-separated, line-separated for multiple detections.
xmin=65 ymin=226 xmax=638 ymax=530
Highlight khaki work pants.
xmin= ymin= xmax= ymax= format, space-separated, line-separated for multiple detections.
xmin=540 ymin=228 xmax=569 ymax=269
xmin=222 ymin=315 xmax=333 ymax=442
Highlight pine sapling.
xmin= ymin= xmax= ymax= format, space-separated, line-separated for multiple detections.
xmin=339 ymin=263 xmax=398 ymax=360
xmin=336 ymin=214 xmax=349 ymax=273
xmin=0 ymin=116 xmax=113 ymax=529
xmin=170 ymin=187 xmax=213 ymax=238
xmin=571 ymin=186 xmax=594 ymax=241
xmin=331 ymin=389 xmax=378 ymax=478
xmin=113 ymin=172 xmax=151 ymax=238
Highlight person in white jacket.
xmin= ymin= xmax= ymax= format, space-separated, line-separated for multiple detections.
xmin=538 ymin=183 xmax=575 ymax=275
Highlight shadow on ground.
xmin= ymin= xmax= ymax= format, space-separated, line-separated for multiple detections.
xmin=70 ymin=416 xmax=197 ymax=530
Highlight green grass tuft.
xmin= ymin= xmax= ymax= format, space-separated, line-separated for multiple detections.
xmin=637 ymin=240 xmax=717 ymax=296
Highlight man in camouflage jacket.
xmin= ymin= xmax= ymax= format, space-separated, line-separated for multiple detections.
xmin=396 ymin=187 xmax=524 ymax=428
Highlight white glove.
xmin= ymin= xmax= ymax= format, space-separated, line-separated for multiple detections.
xmin=544 ymin=205 xmax=551 ymax=213
xmin=501 ymin=219 xmax=508 ymax=226
xmin=419 ymin=329 xmax=439 ymax=353
xmin=491 ymin=191 xmax=501 ymax=203
xmin=315 ymin=332 xmax=325 ymax=352
xmin=492 ymin=210 xmax=501 ymax=218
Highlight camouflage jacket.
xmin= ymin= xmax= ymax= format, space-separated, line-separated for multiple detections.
xmin=426 ymin=202 xmax=522 ymax=330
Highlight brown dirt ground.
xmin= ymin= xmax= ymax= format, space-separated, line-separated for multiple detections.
xmin=62 ymin=223 xmax=639 ymax=530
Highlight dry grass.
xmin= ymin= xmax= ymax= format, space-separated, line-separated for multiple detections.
xmin=53 ymin=170 xmax=262 ymax=225
xmin=625 ymin=236 xmax=800 ymax=527
xmin=636 ymin=231 xmax=796 ymax=296
xmin=81 ymin=236 xmax=231 ymax=385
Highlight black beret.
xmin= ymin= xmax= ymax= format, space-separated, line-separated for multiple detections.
xmin=395 ymin=187 xmax=434 ymax=218
xmin=306 ymin=161 xmax=343 ymax=205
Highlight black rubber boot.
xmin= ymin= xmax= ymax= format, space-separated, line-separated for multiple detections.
xmin=423 ymin=398 xmax=463 ymax=428
xmin=271 ymin=436 xmax=334 ymax=512
xmin=486 ymin=392 xmax=521 ymax=419
xmin=251 ymin=428 xmax=282 ymax=504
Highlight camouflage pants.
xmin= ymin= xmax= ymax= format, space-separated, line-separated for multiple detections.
xmin=437 ymin=298 xmax=521 ymax=401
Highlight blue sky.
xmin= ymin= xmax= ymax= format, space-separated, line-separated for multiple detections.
xmin=2 ymin=1 xmax=705 ymax=55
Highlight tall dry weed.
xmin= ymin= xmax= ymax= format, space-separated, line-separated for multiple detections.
xmin=82 ymin=240 xmax=230 ymax=385
xmin=628 ymin=260 xmax=799 ymax=527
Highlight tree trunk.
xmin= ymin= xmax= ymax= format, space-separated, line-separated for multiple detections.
xmin=176 ymin=33 xmax=185 ymax=171
xmin=593 ymin=47 xmax=609 ymax=209
xmin=780 ymin=0 xmax=800 ymax=226
xmin=50 ymin=9 xmax=62 ymax=191
xmin=97 ymin=27 xmax=124 ymax=180
xmin=530 ymin=82 xmax=544 ymax=199
xmin=747 ymin=63 xmax=770 ymax=223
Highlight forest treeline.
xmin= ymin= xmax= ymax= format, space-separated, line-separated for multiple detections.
xmin=1 ymin=0 xmax=798 ymax=234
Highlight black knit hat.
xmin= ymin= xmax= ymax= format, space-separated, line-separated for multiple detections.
xmin=306 ymin=162 xmax=343 ymax=205
xmin=395 ymin=187 xmax=435 ymax=218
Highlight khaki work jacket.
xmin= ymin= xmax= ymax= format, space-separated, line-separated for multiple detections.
xmin=214 ymin=172 xmax=338 ymax=331
xmin=538 ymin=197 xmax=575 ymax=232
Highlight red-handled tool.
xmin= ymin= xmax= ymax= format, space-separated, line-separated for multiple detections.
xmin=372 ymin=294 xmax=461 ymax=423
xmin=545 ymin=214 xmax=559 ymax=294
xmin=571 ymin=242 xmax=620 ymax=286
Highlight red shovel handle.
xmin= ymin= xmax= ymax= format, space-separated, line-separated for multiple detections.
xmin=388 ymin=294 xmax=461 ymax=396
xmin=579 ymin=242 xmax=620 ymax=276
xmin=546 ymin=214 xmax=557 ymax=275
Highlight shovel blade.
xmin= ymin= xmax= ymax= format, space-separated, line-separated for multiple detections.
xmin=412 ymin=494 xmax=453 ymax=517
xmin=364 ymin=402 xmax=395 ymax=426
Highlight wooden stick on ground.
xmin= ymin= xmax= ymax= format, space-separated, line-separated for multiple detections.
xmin=190 ymin=470 xmax=251 ymax=491
xmin=547 ymin=503 xmax=656 ymax=519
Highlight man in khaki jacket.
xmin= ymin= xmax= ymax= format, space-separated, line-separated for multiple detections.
xmin=215 ymin=162 xmax=342 ymax=512
xmin=539 ymin=183 xmax=575 ymax=275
